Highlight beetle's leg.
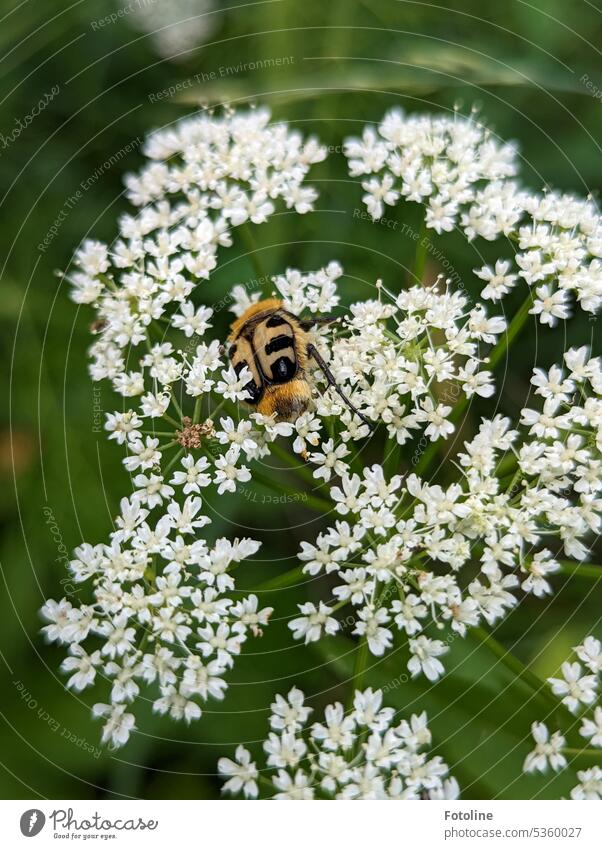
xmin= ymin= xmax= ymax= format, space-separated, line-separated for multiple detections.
xmin=306 ymin=342 xmax=374 ymax=431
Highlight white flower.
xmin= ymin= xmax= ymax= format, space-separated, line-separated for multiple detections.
xmin=218 ymin=746 xmax=258 ymax=798
xmin=216 ymin=417 xmax=258 ymax=456
xmin=92 ymin=703 xmax=136 ymax=748
xmin=347 ymin=108 xmax=602 ymax=324
xmin=575 ymin=636 xmax=602 ymax=674
xmin=408 ymin=636 xmax=448 ymax=682
xmin=42 ymin=485 xmax=268 ymax=747
xmin=391 ymin=595 xmax=427 ymax=635
xmin=475 ymin=260 xmax=518 ymax=301
xmin=153 ymin=685 xmax=202 ymax=723
xmin=353 ymin=688 xmax=394 ymax=732
xmin=570 ymin=767 xmax=602 ymax=800
xmin=416 ymin=398 xmax=454 ymax=441
xmin=105 ymin=411 xmax=142 ymax=444
xmin=311 ymin=703 xmax=356 ymax=751
xmin=123 ymin=437 xmax=161 ymax=472
xmin=309 ymin=439 xmax=350 ymax=482
xmin=216 ymin=365 xmax=255 ymax=402
xmin=523 ymin=722 xmax=567 ymax=773
xmin=270 ymin=687 xmax=312 ymax=732
xmin=580 ymin=707 xmax=602 ymax=748
xmin=353 ymin=607 xmax=393 ymax=656
xmin=548 ymin=662 xmax=598 ymax=713
xmin=272 ymin=769 xmax=314 ymax=800
xmin=61 ymin=645 xmax=102 ymax=691
xmin=530 ymin=284 xmax=571 ymax=327
xmin=172 ymin=302 xmax=213 ymax=337
xmin=213 ymin=445 xmax=251 ymax=494
xmin=264 ymin=732 xmax=306 ymax=769
xmin=345 ymin=108 xmax=518 ymax=239
xmin=289 ymin=601 xmax=340 ymax=644
xmin=76 ymin=239 xmax=109 ymax=275
xmin=171 ymin=454 xmax=212 ymax=494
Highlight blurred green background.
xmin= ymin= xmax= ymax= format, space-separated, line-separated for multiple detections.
xmin=2 ymin=0 xmax=601 ymax=800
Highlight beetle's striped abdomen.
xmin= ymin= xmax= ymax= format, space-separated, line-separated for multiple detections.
xmin=253 ymin=314 xmax=298 ymax=384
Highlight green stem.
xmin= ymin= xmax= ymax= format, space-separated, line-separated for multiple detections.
xmin=504 ymin=467 xmax=523 ymax=496
xmin=488 ymin=289 xmax=535 ymax=370
xmin=159 ymin=440 xmax=178 ymax=451
xmin=494 ymin=452 xmax=518 ymax=478
xmin=253 ymin=564 xmax=308 ymax=592
xmin=170 ymin=390 xmax=184 ymax=422
xmin=241 ymin=224 xmax=270 ymax=295
xmin=346 ymin=637 xmax=369 ymax=711
xmin=382 ymin=435 xmax=403 ymax=478
xmin=192 ymin=397 xmax=202 ymax=425
xmin=557 ymin=560 xmax=602 ymax=580
xmin=141 ymin=430 xmax=174 ymax=437
xmin=99 ymin=272 xmax=118 ymax=292
xmin=210 ymin=397 xmax=228 ymax=422
xmin=562 ymin=748 xmax=602 ymax=765
xmin=413 ymin=435 xmax=443 ymax=476
xmin=162 ymin=447 xmax=185 ymax=478
xmin=470 ymin=626 xmax=563 ymax=716
xmin=257 ymin=774 xmax=275 ymax=795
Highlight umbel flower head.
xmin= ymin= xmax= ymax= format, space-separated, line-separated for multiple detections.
xmin=43 ymin=106 xmax=327 ymax=748
xmin=41 ymin=495 xmax=273 ymax=747
xmin=345 ymin=107 xmax=602 ymax=321
xmin=218 ymin=686 xmax=459 ymax=799
xmin=290 ymin=348 xmax=602 ymax=676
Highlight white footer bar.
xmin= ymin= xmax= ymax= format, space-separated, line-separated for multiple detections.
xmin=1 ymin=800 xmax=600 ymax=848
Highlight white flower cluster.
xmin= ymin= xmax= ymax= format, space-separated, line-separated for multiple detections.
xmin=523 ymin=635 xmax=602 ymax=800
xmin=475 ymin=192 xmax=602 ymax=327
xmin=70 ymin=106 xmax=325 ymax=359
xmin=517 ymin=346 xmax=602 ymax=561
xmin=344 ymin=107 xmax=518 ymax=229
xmin=218 ymin=686 xmax=458 ymax=799
xmin=289 ymin=348 xmax=601 ymax=674
xmin=475 ymin=192 xmax=602 ymax=323
xmin=263 ymin=268 xmax=505 ymax=445
xmin=346 ymin=108 xmax=602 ymax=322
xmin=41 ymin=492 xmax=272 ymax=748
xmin=50 ymin=108 xmax=328 ymax=750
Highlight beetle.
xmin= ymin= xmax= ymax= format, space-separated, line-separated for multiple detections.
xmin=227 ymin=298 xmax=372 ymax=428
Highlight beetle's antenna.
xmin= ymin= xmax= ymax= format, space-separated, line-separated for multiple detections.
xmin=306 ymin=342 xmax=375 ymax=432
xmin=298 ymin=314 xmax=345 ymax=331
